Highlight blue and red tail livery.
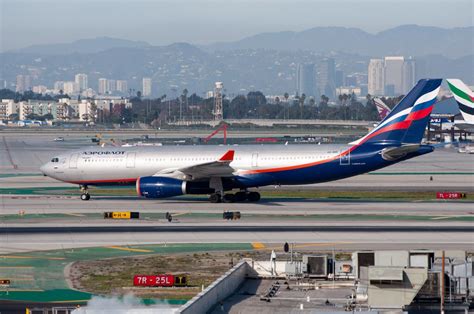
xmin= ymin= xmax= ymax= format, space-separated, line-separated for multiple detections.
xmin=352 ymin=79 xmax=442 ymax=146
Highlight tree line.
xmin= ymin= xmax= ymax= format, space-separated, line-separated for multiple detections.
xmin=1 ymin=88 xmax=404 ymax=124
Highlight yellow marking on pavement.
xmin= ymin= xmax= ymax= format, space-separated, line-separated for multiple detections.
xmin=105 ymin=246 xmax=153 ymax=253
xmin=252 ymin=242 xmax=266 ymax=249
xmin=0 ymin=255 xmax=65 ymax=260
xmin=166 ymin=211 xmax=188 ymax=217
xmin=64 ymin=213 xmax=86 ymax=217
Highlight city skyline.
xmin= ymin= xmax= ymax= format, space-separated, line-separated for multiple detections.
xmin=1 ymin=0 xmax=472 ymax=52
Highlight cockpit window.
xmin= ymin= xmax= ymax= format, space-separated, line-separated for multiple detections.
xmin=51 ymin=158 xmax=59 ymax=162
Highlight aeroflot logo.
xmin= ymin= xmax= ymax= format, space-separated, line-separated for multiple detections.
xmin=82 ymin=151 xmax=126 ymax=155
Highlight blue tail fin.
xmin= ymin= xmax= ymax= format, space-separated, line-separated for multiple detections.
xmin=352 ymin=79 xmax=442 ymax=146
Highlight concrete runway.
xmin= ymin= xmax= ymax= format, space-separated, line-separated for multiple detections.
xmin=1 ymin=227 xmax=472 ymax=254
xmin=1 ymin=194 xmax=473 ymax=216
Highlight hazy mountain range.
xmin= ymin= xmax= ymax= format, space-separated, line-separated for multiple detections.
xmin=11 ymin=37 xmax=151 ymax=55
xmin=10 ymin=25 xmax=473 ymax=58
xmin=1 ymin=25 xmax=472 ymax=95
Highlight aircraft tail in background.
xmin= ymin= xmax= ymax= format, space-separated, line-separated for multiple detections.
xmin=374 ymin=98 xmax=391 ymax=120
xmin=446 ymin=79 xmax=474 ymax=124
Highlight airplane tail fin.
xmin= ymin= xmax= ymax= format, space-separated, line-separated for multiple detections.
xmin=351 ymin=79 xmax=442 ymax=146
xmin=446 ymin=79 xmax=474 ymax=124
xmin=374 ymin=98 xmax=391 ymax=120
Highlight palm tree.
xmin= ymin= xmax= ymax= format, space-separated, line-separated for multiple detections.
xmin=283 ymin=92 xmax=289 ymax=120
xmin=299 ymin=93 xmax=306 ymax=119
xmin=180 ymin=89 xmax=188 ymax=121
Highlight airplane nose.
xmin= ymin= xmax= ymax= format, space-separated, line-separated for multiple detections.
xmin=40 ymin=164 xmax=49 ymax=176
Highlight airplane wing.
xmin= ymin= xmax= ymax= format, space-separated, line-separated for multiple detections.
xmin=153 ymin=150 xmax=236 ymax=180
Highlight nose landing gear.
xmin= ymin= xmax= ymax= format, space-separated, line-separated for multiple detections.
xmin=80 ymin=185 xmax=90 ymax=201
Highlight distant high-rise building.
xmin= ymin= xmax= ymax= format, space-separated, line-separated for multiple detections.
xmin=316 ymin=58 xmax=336 ymax=99
xmin=32 ymin=85 xmax=48 ymax=94
xmin=335 ymin=70 xmax=344 ymax=87
xmin=63 ymin=81 xmax=78 ymax=95
xmin=142 ymin=77 xmax=152 ymax=97
xmin=345 ymin=75 xmax=357 ymax=87
xmin=402 ymin=57 xmax=416 ymax=95
xmin=98 ymin=78 xmax=108 ymax=95
xmin=296 ymin=63 xmax=315 ymax=98
xmin=116 ymin=80 xmax=128 ymax=93
xmin=107 ymin=80 xmax=116 ymax=93
xmin=384 ymin=56 xmax=405 ymax=95
xmin=368 ymin=59 xmax=385 ymax=96
xmin=54 ymin=81 xmax=65 ymax=92
xmin=74 ymin=74 xmax=88 ymax=92
xmin=16 ymin=75 xmax=31 ymax=92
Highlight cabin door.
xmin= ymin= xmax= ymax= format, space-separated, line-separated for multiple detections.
xmin=251 ymin=153 xmax=259 ymax=167
xmin=69 ymin=153 xmax=79 ymax=169
xmin=126 ymin=152 xmax=136 ymax=168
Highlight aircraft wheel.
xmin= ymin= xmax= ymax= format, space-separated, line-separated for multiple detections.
xmin=247 ymin=192 xmax=261 ymax=202
xmin=81 ymin=193 xmax=90 ymax=201
xmin=234 ymin=192 xmax=247 ymax=202
xmin=209 ymin=193 xmax=221 ymax=203
xmin=222 ymin=194 xmax=235 ymax=203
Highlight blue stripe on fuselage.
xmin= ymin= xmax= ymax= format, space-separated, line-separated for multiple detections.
xmin=234 ymin=144 xmax=433 ymax=188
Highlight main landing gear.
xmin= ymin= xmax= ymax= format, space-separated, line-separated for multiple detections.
xmin=208 ymin=191 xmax=261 ymax=203
xmin=80 ymin=185 xmax=90 ymax=201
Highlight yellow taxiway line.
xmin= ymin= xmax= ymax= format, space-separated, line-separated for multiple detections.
xmin=105 ymin=246 xmax=153 ymax=253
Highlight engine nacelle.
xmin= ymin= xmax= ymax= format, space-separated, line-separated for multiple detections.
xmin=137 ymin=176 xmax=186 ymax=198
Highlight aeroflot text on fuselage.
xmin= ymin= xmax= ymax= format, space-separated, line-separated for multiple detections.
xmin=82 ymin=151 xmax=126 ymax=155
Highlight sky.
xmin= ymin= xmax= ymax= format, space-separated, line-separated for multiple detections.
xmin=1 ymin=0 xmax=473 ymax=52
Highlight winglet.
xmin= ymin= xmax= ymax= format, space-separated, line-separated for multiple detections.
xmin=219 ymin=150 xmax=234 ymax=162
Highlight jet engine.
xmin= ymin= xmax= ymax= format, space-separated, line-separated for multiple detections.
xmin=136 ymin=176 xmax=214 ymax=198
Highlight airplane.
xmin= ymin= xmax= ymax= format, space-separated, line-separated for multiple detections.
xmin=446 ymin=79 xmax=474 ymax=131
xmin=374 ymin=97 xmax=391 ymax=120
xmin=40 ymin=79 xmax=442 ymax=203
xmin=446 ymin=79 xmax=474 ymax=152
